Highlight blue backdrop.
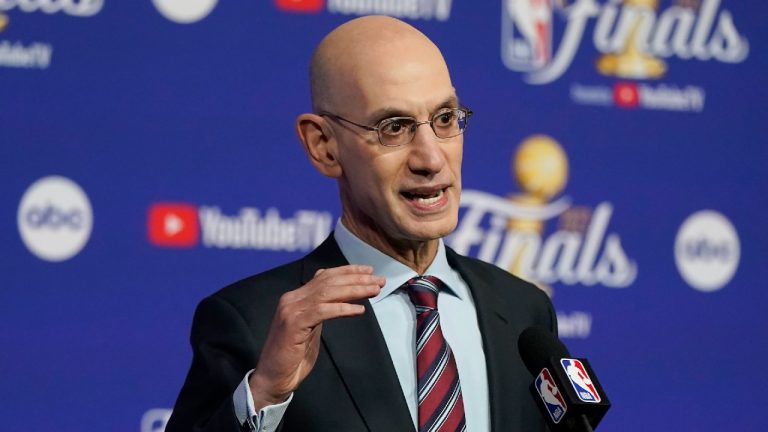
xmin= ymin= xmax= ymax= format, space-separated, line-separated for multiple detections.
xmin=2 ymin=1 xmax=767 ymax=430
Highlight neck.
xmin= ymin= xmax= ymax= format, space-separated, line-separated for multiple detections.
xmin=340 ymin=214 xmax=439 ymax=275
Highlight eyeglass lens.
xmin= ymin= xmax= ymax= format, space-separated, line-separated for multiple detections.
xmin=378 ymin=109 xmax=468 ymax=146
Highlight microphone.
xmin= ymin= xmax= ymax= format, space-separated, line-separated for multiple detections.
xmin=518 ymin=326 xmax=611 ymax=431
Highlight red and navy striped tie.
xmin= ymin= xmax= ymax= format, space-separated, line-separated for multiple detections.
xmin=404 ymin=276 xmax=466 ymax=432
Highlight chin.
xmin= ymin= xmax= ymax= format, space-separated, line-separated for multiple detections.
xmin=404 ymin=216 xmax=458 ymax=241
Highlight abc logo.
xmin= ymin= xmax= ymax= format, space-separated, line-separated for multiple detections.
xmin=674 ymin=210 xmax=740 ymax=292
xmin=17 ymin=176 xmax=93 ymax=262
xmin=141 ymin=408 xmax=172 ymax=432
xmin=152 ymin=0 xmax=218 ymax=24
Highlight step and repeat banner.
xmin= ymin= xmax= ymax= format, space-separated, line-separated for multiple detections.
xmin=2 ymin=1 xmax=766 ymax=431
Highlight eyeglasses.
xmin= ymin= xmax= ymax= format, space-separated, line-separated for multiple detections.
xmin=319 ymin=107 xmax=473 ymax=147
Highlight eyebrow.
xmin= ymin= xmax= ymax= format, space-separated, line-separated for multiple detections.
xmin=367 ymin=96 xmax=460 ymax=124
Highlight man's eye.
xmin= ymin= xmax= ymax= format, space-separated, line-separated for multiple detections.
xmin=380 ymin=119 xmax=411 ymax=135
xmin=435 ymin=110 xmax=456 ymax=126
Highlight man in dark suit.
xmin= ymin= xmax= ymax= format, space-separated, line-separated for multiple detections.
xmin=167 ymin=15 xmax=556 ymax=432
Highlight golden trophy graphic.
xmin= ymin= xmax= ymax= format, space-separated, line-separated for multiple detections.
xmin=596 ymin=0 xmax=666 ymax=79
xmin=507 ymin=135 xmax=569 ymax=296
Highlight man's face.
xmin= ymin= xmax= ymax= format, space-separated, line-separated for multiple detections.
xmin=331 ymin=47 xmax=463 ymax=248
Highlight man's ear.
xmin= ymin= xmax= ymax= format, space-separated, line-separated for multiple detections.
xmin=296 ymin=113 xmax=342 ymax=178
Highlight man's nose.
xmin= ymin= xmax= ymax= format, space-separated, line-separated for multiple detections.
xmin=407 ymin=123 xmax=446 ymax=176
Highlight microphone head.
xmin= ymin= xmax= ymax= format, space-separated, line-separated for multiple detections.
xmin=518 ymin=326 xmax=570 ymax=375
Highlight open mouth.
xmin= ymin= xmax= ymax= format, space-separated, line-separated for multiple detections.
xmin=401 ymin=188 xmax=446 ymax=206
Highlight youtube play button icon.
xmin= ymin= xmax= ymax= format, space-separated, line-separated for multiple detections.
xmin=148 ymin=203 xmax=199 ymax=247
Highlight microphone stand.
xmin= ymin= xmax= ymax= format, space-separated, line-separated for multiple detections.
xmin=579 ymin=414 xmax=594 ymax=432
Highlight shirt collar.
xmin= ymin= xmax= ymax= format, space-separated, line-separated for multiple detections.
xmin=333 ymin=219 xmax=467 ymax=304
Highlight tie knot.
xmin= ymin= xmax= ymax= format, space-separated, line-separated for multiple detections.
xmin=404 ymin=275 xmax=443 ymax=311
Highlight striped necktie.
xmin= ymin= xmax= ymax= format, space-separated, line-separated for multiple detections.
xmin=404 ymin=276 xmax=466 ymax=432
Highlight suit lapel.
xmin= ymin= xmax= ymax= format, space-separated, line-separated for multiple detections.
xmin=301 ymin=236 xmax=414 ymax=432
xmin=447 ymin=248 xmax=530 ymax=431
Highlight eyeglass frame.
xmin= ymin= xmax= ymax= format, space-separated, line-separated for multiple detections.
xmin=318 ymin=106 xmax=473 ymax=147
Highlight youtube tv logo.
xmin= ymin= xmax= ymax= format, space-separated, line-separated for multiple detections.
xmin=148 ymin=203 xmax=199 ymax=247
xmin=613 ymin=82 xmax=640 ymax=108
xmin=274 ymin=0 xmax=324 ymax=13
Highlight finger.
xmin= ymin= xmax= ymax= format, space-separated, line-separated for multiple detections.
xmin=312 ymin=272 xmax=386 ymax=290
xmin=312 ymin=282 xmax=383 ymax=304
xmin=279 ymin=295 xmax=370 ymax=331
xmin=278 ymin=280 xmax=380 ymax=317
xmin=313 ymin=264 xmax=374 ymax=279
xmin=302 ymin=302 xmax=367 ymax=324
xmin=288 ymin=266 xmax=383 ymax=304
xmin=290 ymin=273 xmax=385 ymax=302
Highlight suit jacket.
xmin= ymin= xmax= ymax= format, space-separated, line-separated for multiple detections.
xmin=166 ymin=235 xmax=557 ymax=432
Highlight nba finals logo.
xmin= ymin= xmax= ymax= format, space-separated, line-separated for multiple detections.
xmin=450 ymin=134 xmax=637 ymax=292
xmin=501 ymin=0 xmax=749 ymax=84
xmin=502 ymin=0 xmax=555 ymax=71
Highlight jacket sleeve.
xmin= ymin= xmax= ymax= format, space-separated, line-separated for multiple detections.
xmin=165 ymin=295 xmax=260 ymax=432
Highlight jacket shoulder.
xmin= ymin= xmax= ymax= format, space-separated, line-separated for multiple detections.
xmin=203 ymin=235 xmax=347 ymax=322
xmin=206 ymin=258 xmax=305 ymax=320
xmin=449 ymin=249 xmax=547 ymax=297
xmin=447 ymin=247 xmax=557 ymax=332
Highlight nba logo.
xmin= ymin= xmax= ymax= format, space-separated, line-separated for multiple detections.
xmin=501 ymin=0 xmax=554 ymax=71
xmin=561 ymin=359 xmax=601 ymax=403
xmin=534 ymin=368 xmax=567 ymax=423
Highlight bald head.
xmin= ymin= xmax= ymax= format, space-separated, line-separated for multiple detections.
xmin=309 ymin=16 xmax=451 ymax=113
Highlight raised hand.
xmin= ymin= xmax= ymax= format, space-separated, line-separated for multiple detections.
xmin=248 ymin=265 xmax=385 ymax=409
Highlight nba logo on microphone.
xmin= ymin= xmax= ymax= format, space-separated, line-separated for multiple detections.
xmin=561 ymin=359 xmax=601 ymax=403
xmin=534 ymin=368 xmax=567 ymax=423
xmin=502 ymin=0 xmax=553 ymax=71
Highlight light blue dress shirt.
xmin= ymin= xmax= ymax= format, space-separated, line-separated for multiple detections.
xmin=234 ymin=220 xmax=490 ymax=431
